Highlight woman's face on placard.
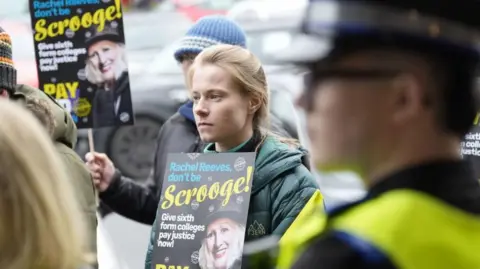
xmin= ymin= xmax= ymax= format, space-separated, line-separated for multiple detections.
xmin=205 ymin=218 xmax=238 ymax=269
xmin=87 ymin=40 xmax=120 ymax=82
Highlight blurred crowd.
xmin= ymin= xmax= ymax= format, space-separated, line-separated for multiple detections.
xmin=2 ymin=0 xmax=480 ymax=269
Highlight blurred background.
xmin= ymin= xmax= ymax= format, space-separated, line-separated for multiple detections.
xmin=1 ymin=0 xmax=365 ymax=268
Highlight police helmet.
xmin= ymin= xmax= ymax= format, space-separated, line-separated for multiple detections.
xmin=279 ymin=0 xmax=480 ymax=63
xmin=280 ymin=0 xmax=480 ymax=138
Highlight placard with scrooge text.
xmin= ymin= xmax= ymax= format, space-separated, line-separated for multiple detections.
xmin=152 ymin=152 xmax=256 ymax=269
xmin=29 ymin=0 xmax=134 ymax=128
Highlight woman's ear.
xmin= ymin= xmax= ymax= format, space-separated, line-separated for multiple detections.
xmin=249 ymin=97 xmax=261 ymax=115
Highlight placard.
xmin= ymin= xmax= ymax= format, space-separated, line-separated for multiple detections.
xmin=152 ymin=152 xmax=256 ymax=269
xmin=29 ymin=0 xmax=134 ymax=128
xmin=462 ymin=113 xmax=480 ymax=178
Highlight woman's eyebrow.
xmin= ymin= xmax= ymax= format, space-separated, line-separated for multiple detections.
xmin=190 ymin=89 xmax=226 ymax=95
xmin=205 ymin=88 xmax=228 ymax=94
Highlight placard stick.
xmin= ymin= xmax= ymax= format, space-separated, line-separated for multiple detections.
xmin=87 ymin=128 xmax=99 ymax=206
xmin=88 ymin=128 xmax=95 ymax=152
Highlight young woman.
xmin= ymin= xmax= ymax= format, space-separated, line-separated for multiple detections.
xmin=0 ymin=99 xmax=92 ymax=269
xmin=144 ymin=44 xmax=323 ymax=269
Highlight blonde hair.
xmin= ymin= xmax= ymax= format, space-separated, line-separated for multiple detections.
xmin=85 ymin=43 xmax=127 ymax=86
xmin=0 ymin=99 xmax=89 ymax=269
xmin=187 ymin=44 xmax=299 ymax=147
xmin=198 ymin=223 xmax=245 ymax=269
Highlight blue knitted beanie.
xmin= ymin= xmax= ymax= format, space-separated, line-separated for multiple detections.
xmin=174 ymin=15 xmax=247 ymax=62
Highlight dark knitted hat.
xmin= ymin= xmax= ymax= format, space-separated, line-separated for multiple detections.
xmin=0 ymin=27 xmax=17 ymax=94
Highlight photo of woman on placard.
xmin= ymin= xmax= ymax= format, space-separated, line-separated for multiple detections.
xmin=85 ymin=25 xmax=133 ymax=128
xmin=199 ymin=201 xmax=245 ymax=269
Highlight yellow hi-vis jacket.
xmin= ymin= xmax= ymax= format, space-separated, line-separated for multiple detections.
xmin=277 ymin=189 xmax=480 ymax=269
xmin=277 ymin=190 xmax=327 ymax=269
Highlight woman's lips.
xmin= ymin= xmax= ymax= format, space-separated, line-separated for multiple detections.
xmin=198 ymin=123 xmax=213 ymax=130
xmin=214 ymin=248 xmax=226 ymax=259
xmin=100 ymin=63 xmax=112 ymax=73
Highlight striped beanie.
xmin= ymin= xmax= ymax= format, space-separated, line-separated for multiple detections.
xmin=174 ymin=15 xmax=247 ymax=62
xmin=0 ymin=27 xmax=16 ymax=94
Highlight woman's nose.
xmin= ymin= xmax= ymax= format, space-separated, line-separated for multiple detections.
xmin=97 ymin=53 xmax=106 ymax=64
xmin=214 ymin=234 xmax=222 ymax=247
xmin=193 ymin=99 xmax=209 ymax=117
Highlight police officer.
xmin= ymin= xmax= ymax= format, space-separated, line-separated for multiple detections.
xmin=267 ymin=0 xmax=480 ymax=268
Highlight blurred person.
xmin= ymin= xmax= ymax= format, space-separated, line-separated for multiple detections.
xmin=144 ymin=44 xmax=321 ymax=268
xmin=85 ymin=25 xmax=133 ymax=128
xmin=0 ymin=26 xmax=98 ymax=267
xmin=263 ymin=0 xmax=480 ymax=268
xmin=0 ymin=99 xmax=91 ymax=269
xmin=86 ymin=15 xmax=300 ymax=226
xmin=24 ymin=97 xmax=56 ymax=135
xmin=12 ymin=84 xmax=99 ymax=269
xmin=199 ymin=202 xmax=246 ymax=269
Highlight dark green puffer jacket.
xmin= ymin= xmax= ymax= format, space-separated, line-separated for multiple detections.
xmin=144 ymin=135 xmax=322 ymax=269
xmin=12 ymin=84 xmax=98 ymax=265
